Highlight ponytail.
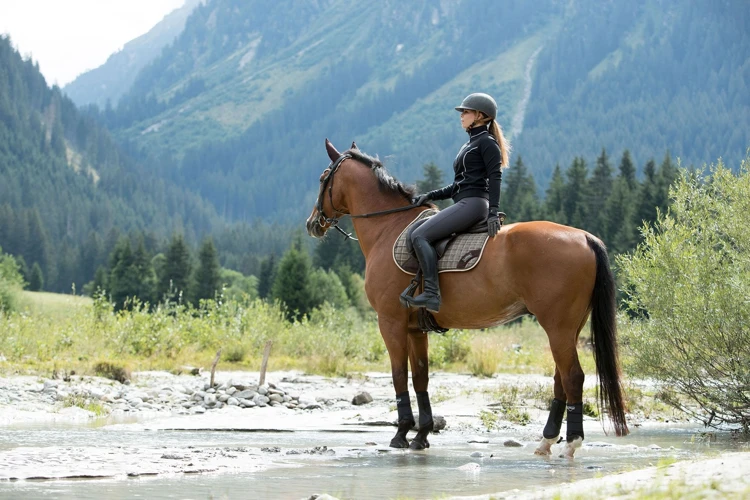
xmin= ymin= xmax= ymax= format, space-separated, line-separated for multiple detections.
xmin=489 ymin=120 xmax=511 ymax=169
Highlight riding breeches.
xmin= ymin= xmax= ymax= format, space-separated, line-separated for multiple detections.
xmin=410 ymin=197 xmax=489 ymax=244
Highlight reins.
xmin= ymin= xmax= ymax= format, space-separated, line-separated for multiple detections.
xmin=315 ymin=153 xmax=422 ymax=241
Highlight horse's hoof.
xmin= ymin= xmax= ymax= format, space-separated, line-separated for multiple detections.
xmin=559 ymin=436 xmax=583 ymax=459
xmin=534 ymin=436 xmax=557 ymax=456
xmin=390 ymin=436 xmax=410 ymax=448
xmin=409 ymin=438 xmax=429 ymax=450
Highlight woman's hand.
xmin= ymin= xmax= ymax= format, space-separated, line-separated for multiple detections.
xmin=413 ymin=193 xmax=431 ymax=206
xmin=488 ymin=208 xmax=501 ymax=237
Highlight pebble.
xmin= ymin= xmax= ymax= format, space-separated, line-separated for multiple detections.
xmin=503 ymin=439 xmax=524 ymax=447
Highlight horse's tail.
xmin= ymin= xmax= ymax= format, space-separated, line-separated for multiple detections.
xmin=586 ymin=234 xmax=629 ymax=436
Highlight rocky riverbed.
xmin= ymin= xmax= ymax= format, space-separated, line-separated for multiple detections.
xmin=0 ymin=369 xmax=747 ymax=499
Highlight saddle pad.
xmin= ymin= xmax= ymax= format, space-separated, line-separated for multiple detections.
xmin=393 ymin=210 xmax=490 ymax=275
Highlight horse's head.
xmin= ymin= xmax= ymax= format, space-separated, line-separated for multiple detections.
xmin=306 ymin=139 xmax=359 ymax=238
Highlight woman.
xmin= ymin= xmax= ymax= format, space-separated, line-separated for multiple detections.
xmin=404 ymin=92 xmax=510 ymax=313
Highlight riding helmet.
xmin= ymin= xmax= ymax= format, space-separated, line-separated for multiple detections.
xmin=455 ymin=93 xmax=497 ymax=119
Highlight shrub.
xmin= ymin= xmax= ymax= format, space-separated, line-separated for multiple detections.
xmin=0 ymin=247 xmax=24 ymax=313
xmin=618 ymin=159 xmax=750 ymax=431
xmin=93 ymin=361 xmax=131 ymax=383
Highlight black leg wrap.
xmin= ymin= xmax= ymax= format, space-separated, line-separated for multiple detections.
xmin=543 ymin=398 xmax=566 ymax=439
xmin=416 ymin=391 xmax=433 ymax=429
xmin=390 ymin=391 xmax=415 ymax=449
xmin=565 ymin=402 xmax=584 ymax=442
xmin=409 ymin=391 xmax=433 ymax=450
xmin=396 ymin=391 xmax=415 ymax=427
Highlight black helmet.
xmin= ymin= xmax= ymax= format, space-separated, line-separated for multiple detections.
xmin=455 ymin=93 xmax=497 ymax=119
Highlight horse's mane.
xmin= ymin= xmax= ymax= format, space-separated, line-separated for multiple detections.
xmin=345 ymin=149 xmax=417 ymax=203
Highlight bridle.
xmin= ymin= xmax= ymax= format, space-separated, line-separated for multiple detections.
xmin=314 ymin=153 xmax=421 ymax=241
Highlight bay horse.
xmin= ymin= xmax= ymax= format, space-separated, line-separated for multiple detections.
xmin=306 ymin=139 xmax=628 ymax=458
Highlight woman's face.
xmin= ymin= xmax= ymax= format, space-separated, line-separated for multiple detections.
xmin=460 ymin=109 xmax=478 ymax=129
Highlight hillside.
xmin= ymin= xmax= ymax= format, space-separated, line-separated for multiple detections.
xmin=63 ymin=0 xmax=203 ymax=108
xmin=80 ymin=0 xmax=748 ymax=222
xmin=0 ymin=35 xmax=219 ymax=291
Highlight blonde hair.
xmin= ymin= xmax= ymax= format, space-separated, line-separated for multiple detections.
xmin=475 ymin=113 xmax=511 ymax=169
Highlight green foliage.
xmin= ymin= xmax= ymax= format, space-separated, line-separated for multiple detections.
xmin=272 ymin=244 xmax=313 ymax=321
xmin=257 ymin=255 xmax=276 ymax=299
xmin=93 ymin=361 xmax=131 ymax=383
xmin=0 ymin=246 xmax=24 ymax=313
xmin=192 ymin=238 xmax=221 ymax=305
xmin=158 ymin=234 xmax=192 ymax=304
xmin=28 ymin=262 xmax=44 ymax=292
xmin=308 ymin=268 xmax=349 ymax=310
xmin=618 ymin=158 xmax=750 ymax=430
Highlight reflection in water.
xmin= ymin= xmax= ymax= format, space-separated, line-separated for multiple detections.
xmin=0 ymin=424 xmax=742 ymax=500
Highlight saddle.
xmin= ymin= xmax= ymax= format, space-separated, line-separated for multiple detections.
xmin=392 ymin=209 xmax=506 ymax=275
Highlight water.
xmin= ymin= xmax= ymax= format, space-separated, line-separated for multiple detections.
xmin=0 ymin=420 xmax=740 ymax=500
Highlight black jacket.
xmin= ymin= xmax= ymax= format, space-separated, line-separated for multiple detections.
xmin=428 ymin=125 xmax=502 ymax=210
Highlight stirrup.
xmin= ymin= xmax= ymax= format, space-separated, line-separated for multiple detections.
xmin=399 ymin=271 xmax=422 ymax=308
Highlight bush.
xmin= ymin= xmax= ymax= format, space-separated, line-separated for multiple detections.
xmin=0 ymin=247 xmax=24 ymax=313
xmin=618 ymin=159 xmax=750 ymax=431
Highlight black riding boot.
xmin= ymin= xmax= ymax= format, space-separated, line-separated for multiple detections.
xmin=405 ymin=237 xmax=441 ymax=313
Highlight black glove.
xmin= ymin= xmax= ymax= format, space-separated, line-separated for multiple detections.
xmin=488 ymin=208 xmax=501 ymax=237
xmin=413 ymin=193 xmax=431 ymax=206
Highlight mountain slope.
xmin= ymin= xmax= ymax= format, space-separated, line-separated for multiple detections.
xmin=0 ymin=35 xmax=218 ymax=290
xmin=82 ymin=0 xmax=749 ymax=223
xmin=63 ymin=0 xmax=203 ymax=108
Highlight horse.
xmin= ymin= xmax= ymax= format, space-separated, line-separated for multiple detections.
xmin=306 ymin=139 xmax=629 ymax=458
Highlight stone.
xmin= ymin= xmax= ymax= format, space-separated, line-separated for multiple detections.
xmin=258 ymin=385 xmax=269 ymax=395
xmin=470 ymin=451 xmax=484 ymax=458
xmin=192 ymin=406 xmax=206 ymax=414
xmin=226 ymin=386 xmax=237 ymax=396
xmin=252 ymin=394 xmax=270 ymax=406
xmin=268 ymin=394 xmax=284 ymax=403
xmin=503 ymin=439 xmax=524 ymax=447
xmin=433 ymin=415 xmax=447 ymax=431
xmin=218 ymin=394 xmax=230 ymax=403
xmin=351 ymin=392 xmax=373 ymax=406
xmin=204 ymin=394 xmax=217 ymax=405
xmin=227 ymin=397 xmax=240 ymax=406
xmin=234 ymin=390 xmax=256 ymax=400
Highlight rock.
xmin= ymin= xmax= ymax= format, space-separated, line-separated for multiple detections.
xmin=218 ymin=394 xmax=230 ymax=403
xmin=226 ymin=386 xmax=237 ymax=396
xmin=234 ymin=390 xmax=256 ymax=400
xmin=304 ymin=403 xmax=322 ymax=410
xmin=268 ymin=394 xmax=284 ymax=403
xmin=227 ymin=397 xmax=240 ymax=406
xmin=503 ymin=439 xmax=524 ymax=447
xmin=468 ymin=438 xmax=490 ymax=444
xmin=307 ymin=494 xmax=340 ymax=500
xmin=203 ymin=394 xmax=217 ymax=405
xmin=43 ymin=380 xmax=58 ymax=392
xmin=261 ymin=446 xmax=280 ymax=453
xmin=433 ymin=415 xmax=447 ymax=431
xmin=470 ymin=451 xmax=484 ymax=458
xmin=192 ymin=406 xmax=206 ymax=414
xmin=258 ymin=385 xmax=269 ymax=395
xmin=268 ymin=388 xmax=285 ymax=396
xmin=181 ymin=366 xmax=201 ymax=376
xmin=252 ymin=394 xmax=269 ymax=406
xmin=351 ymin=392 xmax=373 ymax=406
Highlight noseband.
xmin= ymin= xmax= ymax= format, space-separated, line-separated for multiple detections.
xmin=314 ymin=153 xmax=421 ymax=241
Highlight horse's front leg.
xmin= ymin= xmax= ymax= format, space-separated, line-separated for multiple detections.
xmin=379 ymin=317 xmax=414 ymax=448
xmin=535 ymin=367 xmax=566 ymax=456
xmin=407 ymin=330 xmax=433 ymax=450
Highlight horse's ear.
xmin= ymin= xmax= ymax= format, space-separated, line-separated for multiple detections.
xmin=325 ymin=138 xmax=340 ymax=161
xmin=351 ymin=141 xmax=359 ymax=150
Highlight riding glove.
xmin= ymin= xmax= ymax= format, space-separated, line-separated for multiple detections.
xmin=413 ymin=193 xmax=432 ymax=206
xmin=488 ymin=208 xmax=501 ymax=237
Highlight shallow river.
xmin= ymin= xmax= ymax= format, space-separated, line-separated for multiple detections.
xmin=0 ymin=417 xmax=739 ymax=500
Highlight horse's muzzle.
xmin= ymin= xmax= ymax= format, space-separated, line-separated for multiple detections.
xmin=306 ymin=213 xmax=326 ymax=238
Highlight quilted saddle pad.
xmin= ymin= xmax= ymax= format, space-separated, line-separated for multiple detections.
xmin=393 ymin=210 xmax=490 ymax=275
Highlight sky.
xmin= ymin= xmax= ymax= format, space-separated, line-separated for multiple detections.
xmin=0 ymin=0 xmax=185 ymax=87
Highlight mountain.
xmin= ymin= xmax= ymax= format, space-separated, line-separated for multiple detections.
xmin=63 ymin=0 xmax=203 ymax=108
xmin=0 ymin=35 xmax=219 ymax=291
xmin=84 ymin=0 xmax=748 ymax=223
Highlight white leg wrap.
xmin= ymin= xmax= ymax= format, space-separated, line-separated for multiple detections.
xmin=534 ymin=436 xmax=558 ymax=456
xmin=559 ymin=436 xmax=583 ymax=459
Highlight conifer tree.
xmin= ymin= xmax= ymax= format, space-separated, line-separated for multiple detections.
xmin=257 ymin=255 xmax=276 ymax=299
xmin=543 ymin=164 xmax=566 ymax=224
xmin=109 ymin=238 xmax=139 ymax=311
xmin=634 ymin=159 xmax=659 ymax=237
xmin=28 ymin=262 xmax=43 ymax=291
xmin=157 ymin=233 xmax=192 ymax=304
xmin=192 ymin=237 xmax=222 ymax=305
xmin=564 ymin=157 xmax=589 ymax=228
xmin=132 ymin=239 xmax=155 ymax=305
xmin=586 ymin=148 xmax=614 ymax=239
xmin=417 ymin=162 xmax=449 ymax=209
xmin=272 ymin=244 xmax=313 ymax=321
xmin=503 ymin=156 xmax=540 ymax=222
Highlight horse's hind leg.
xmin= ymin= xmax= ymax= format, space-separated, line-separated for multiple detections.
xmin=534 ymin=368 xmax=566 ymax=456
xmin=379 ymin=317 xmax=414 ymax=449
xmin=407 ymin=330 xmax=433 ymax=450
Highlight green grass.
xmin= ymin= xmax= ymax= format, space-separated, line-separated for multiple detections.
xmin=19 ymin=291 xmax=92 ymax=319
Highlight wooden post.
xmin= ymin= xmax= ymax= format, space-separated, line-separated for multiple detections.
xmin=210 ymin=349 xmax=221 ymax=387
xmin=259 ymin=340 xmax=273 ymax=386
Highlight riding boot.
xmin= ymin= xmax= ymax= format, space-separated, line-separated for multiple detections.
xmin=405 ymin=237 xmax=441 ymax=313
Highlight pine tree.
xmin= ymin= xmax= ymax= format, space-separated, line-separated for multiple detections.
xmin=586 ymin=148 xmax=614 ymax=239
xmin=257 ymin=254 xmax=276 ymax=300
xmin=272 ymin=245 xmax=313 ymax=321
xmin=28 ymin=262 xmax=43 ymax=291
xmin=416 ymin=162 xmax=449 ymax=209
xmin=192 ymin=237 xmax=221 ymax=305
xmin=503 ymin=155 xmax=540 ymax=222
xmin=132 ymin=239 xmax=155 ymax=305
xmin=618 ymin=150 xmax=637 ymax=190
xmin=634 ymin=159 xmax=659 ymax=237
xmin=564 ymin=157 xmax=589 ymax=229
xmin=108 ymin=238 xmax=139 ymax=311
xmin=543 ymin=164 xmax=567 ymax=224
xmin=157 ymin=233 xmax=192 ymax=304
